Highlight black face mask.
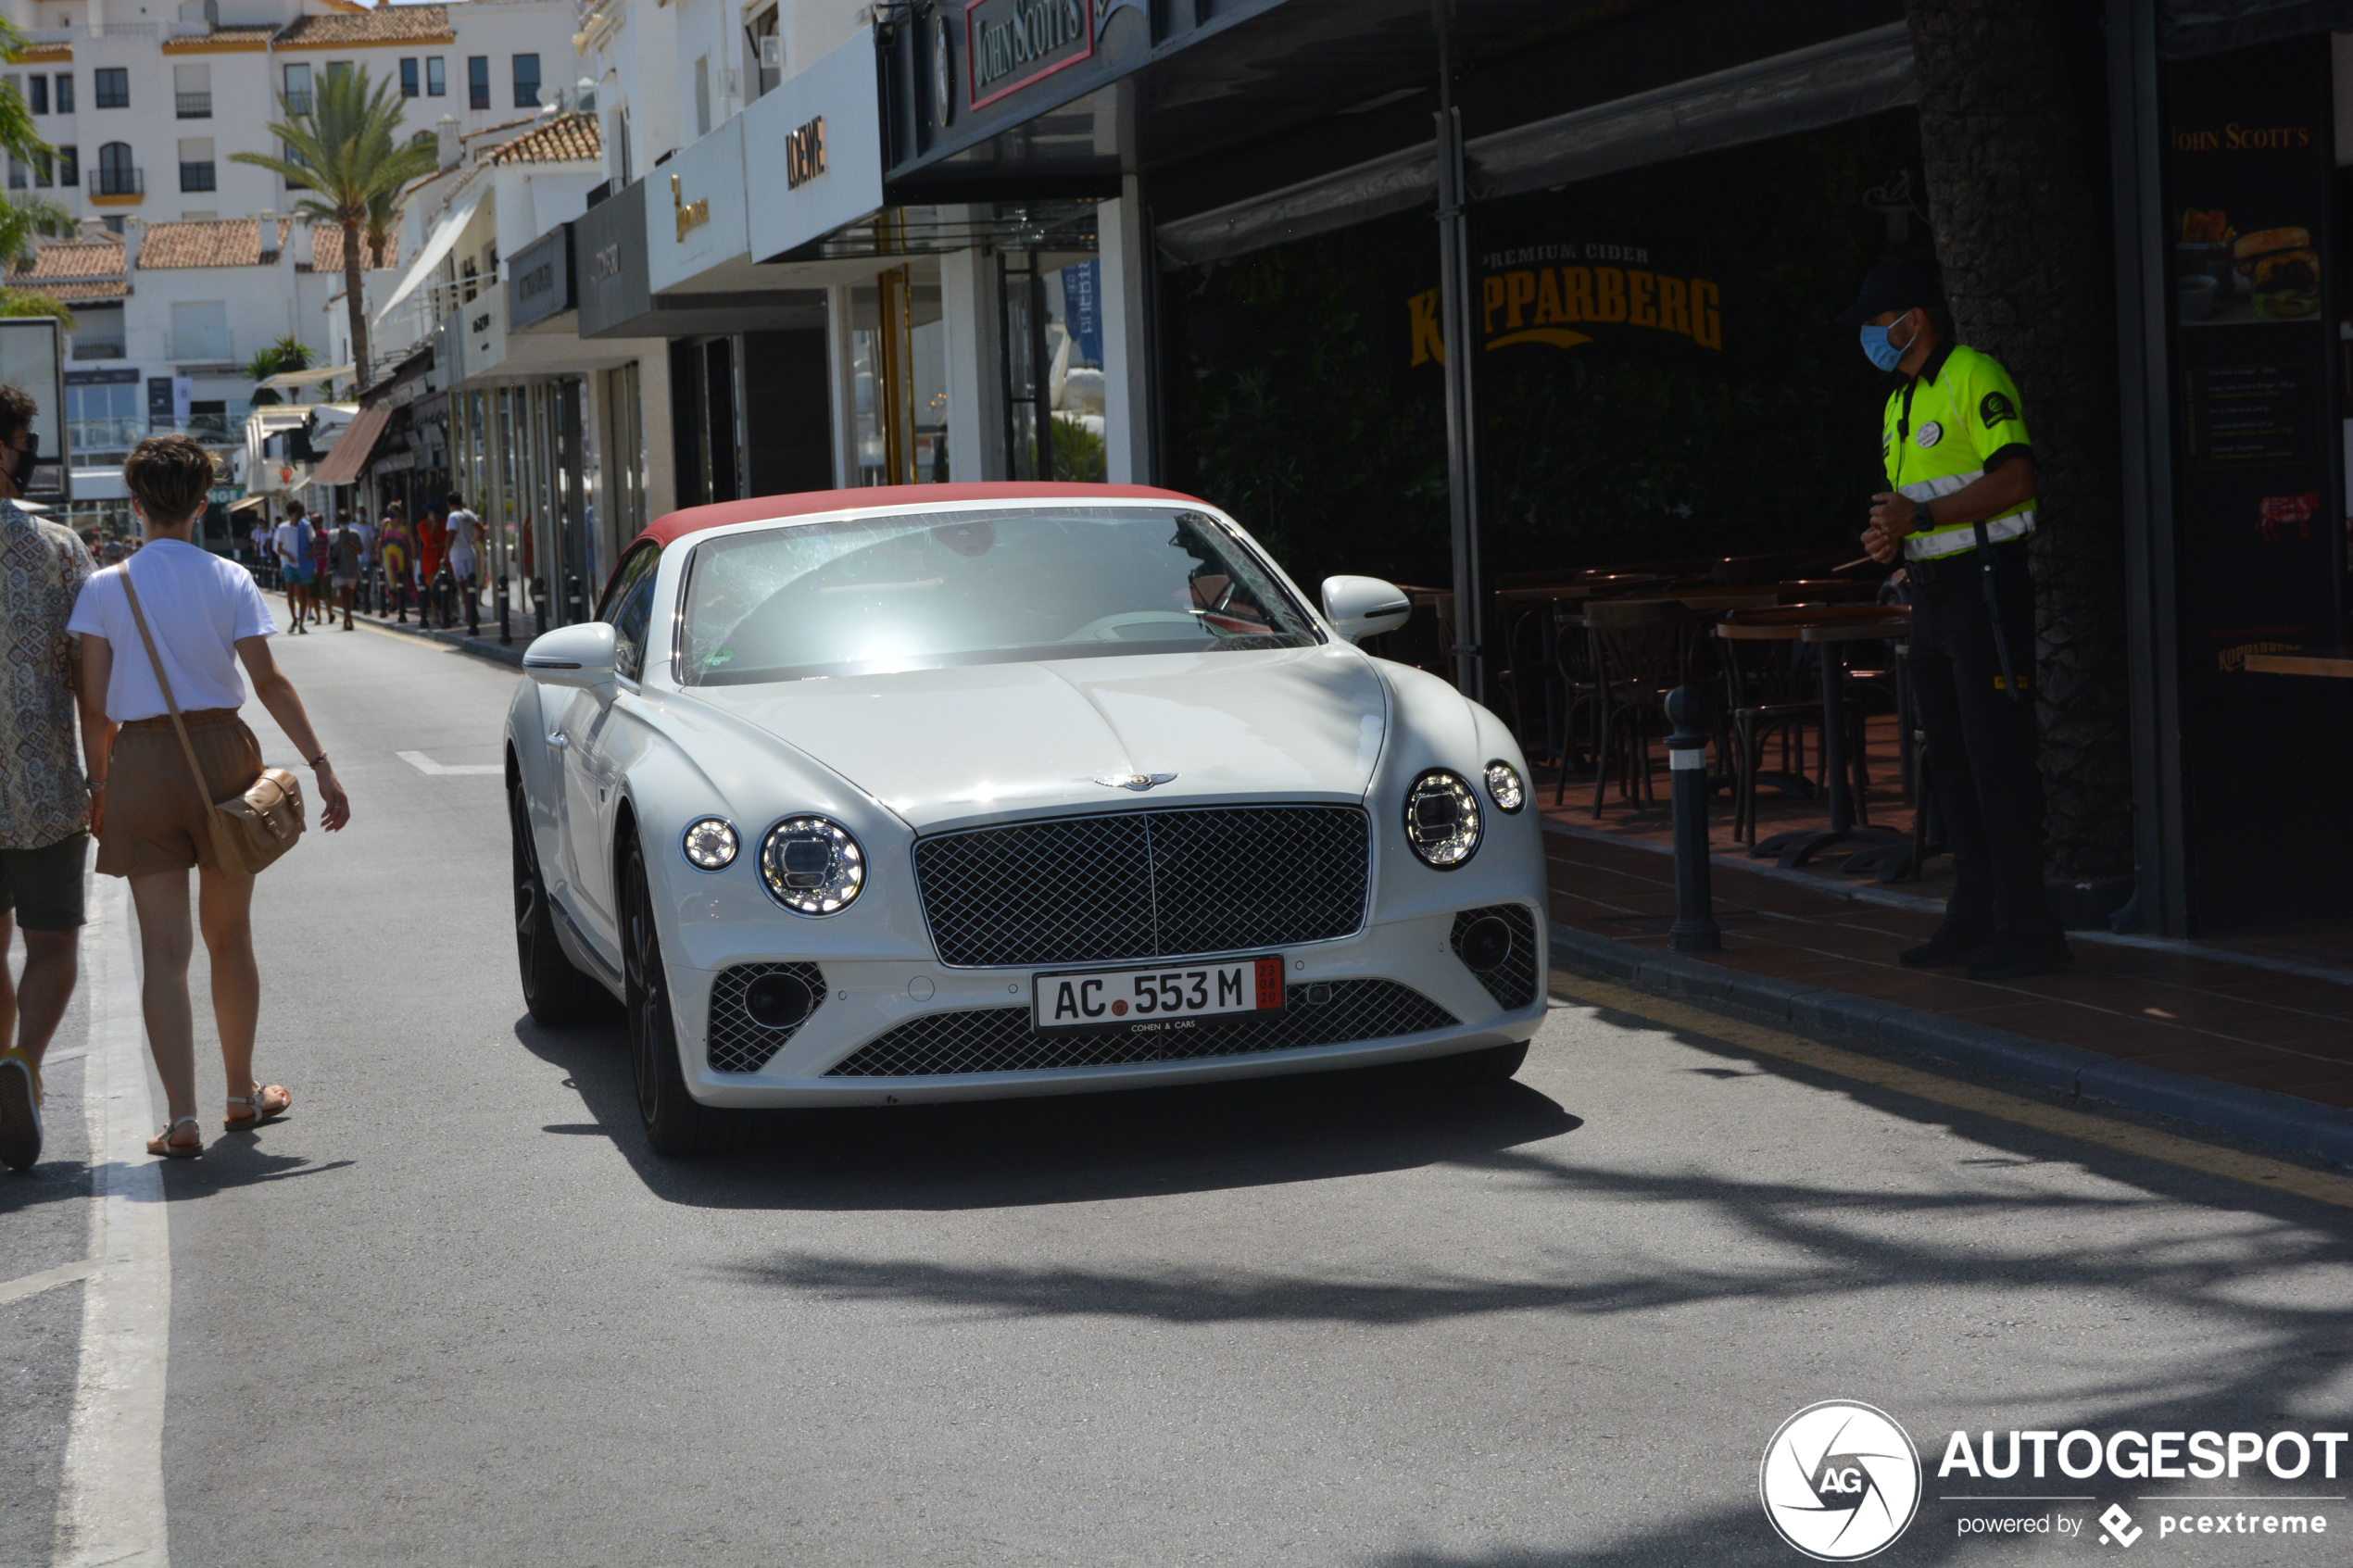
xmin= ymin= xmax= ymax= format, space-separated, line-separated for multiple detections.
xmin=6 ymin=431 xmax=37 ymax=488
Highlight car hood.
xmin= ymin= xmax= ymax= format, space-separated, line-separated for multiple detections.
xmin=685 ymin=646 xmax=1390 ymax=830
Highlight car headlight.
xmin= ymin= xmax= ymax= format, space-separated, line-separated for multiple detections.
xmin=1403 ymin=770 xmax=1481 ymax=869
xmin=681 ymin=817 xmax=739 ymax=871
xmin=759 ymin=816 xmax=866 ymax=914
xmin=1483 ymin=759 xmax=1526 ymax=814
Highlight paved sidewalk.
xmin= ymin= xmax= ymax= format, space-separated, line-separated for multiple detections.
xmin=1542 ymin=822 xmax=2353 ymax=1155
xmin=347 ymin=604 xmax=525 ymax=667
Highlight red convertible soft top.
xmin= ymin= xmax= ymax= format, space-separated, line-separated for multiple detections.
xmin=635 ymin=482 xmax=1207 ymax=551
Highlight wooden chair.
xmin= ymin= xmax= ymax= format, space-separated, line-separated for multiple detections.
xmin=1582 ymin=598 xmax=1700 ymax=816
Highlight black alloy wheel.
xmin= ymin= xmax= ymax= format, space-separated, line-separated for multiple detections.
xmin=510 ymin=779 xmax=610 ymax=1025
xmin=623 ymin=836 xmax=713 ymax=1157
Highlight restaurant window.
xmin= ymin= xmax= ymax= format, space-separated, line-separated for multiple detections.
xmin=426 ymin=56 xmax=446 ymax=98
xmin=399 ymin=58 xmax=420 ymax=98
xmin=93 ymin=68 xmax=128 ymax=109
xmin=29 ymin=75 xmax=46 ymax=116
xmin=67 ymin=383 xmax=140 ymax=454
xmin=512 ymin=54 xmax=539 ymax=109
xmin=54 ymin=75 xmax=71 ymax=114
xmin=467 ymin=56 xmax=489 ymax=111
xmin=283 ymin=63 xmax=311 ymax=116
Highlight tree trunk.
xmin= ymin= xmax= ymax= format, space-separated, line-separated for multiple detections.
xmin=342 ymin=218 xmax=369 ymax=381
xmin=1905 ymin=0 xmax=2133 ymax=881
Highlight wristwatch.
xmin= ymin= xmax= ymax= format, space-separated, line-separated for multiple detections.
xmin=1910 ymin=499 xmax=1934 ymax=533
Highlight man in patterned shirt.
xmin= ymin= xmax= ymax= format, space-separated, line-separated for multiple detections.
xmin=0 ymin=383 xmax=92 ymax=1173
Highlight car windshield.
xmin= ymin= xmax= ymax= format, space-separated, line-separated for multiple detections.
xmin=675 ymin=507 xmax=1320 ymax=686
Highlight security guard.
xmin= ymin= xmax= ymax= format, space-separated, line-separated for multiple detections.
xmin=1843 ymin=260 xmax=2070 ymax=979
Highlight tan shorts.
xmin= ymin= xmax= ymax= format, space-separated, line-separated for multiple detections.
xmin=96 ymin=709 xmax=264 ymax=879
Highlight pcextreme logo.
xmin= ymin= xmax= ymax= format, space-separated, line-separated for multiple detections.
xmin=1760 ymin=1400 xmax=1924 ymax=1562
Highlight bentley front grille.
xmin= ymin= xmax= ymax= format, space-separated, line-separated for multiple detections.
xmin=1452 ymin=905 xmax=1541 ymax=1010
xmin=707 ymin=962 xmax=826 ymax=1073
xmin=912 ymin=805 xmax=1370 ymax=969
xmin=824 ymin=979 xmax=1457 ymax=1077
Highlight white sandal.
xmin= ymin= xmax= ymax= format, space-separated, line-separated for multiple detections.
xmin=224 ymin=1083 xmax=293 ymax=1131
xmin=146 ymin=1116 xmax=203 ymax=1159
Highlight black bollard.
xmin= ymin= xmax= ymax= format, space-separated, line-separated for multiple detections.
xmin=1665 ymin=685 xmax=1721 ymax=953
xmin=564 ymin=573 xmax=584 ymax=627
xmin=465 ymin=572 xmax=481 ymax=637
xmin=497 ymin=577 xmax=511 ymax=645
xmin=533 ymin=574 xmax=548 ymax=637
xmin=396 ymin=573 xmax=409 ymax=623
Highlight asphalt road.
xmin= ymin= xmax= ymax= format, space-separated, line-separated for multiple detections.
xmin=4 ymin=622 xmax=2350 ymax=1567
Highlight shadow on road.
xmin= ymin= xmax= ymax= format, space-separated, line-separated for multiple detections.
xmin=514 ymin=1012 xmax=1579 ymax=1210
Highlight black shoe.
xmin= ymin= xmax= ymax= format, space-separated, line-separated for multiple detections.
xmin=1965 ymin=935 xmax=2075 ymax=981
xmin=1899 ymin=927 xmax=1993 ymax=968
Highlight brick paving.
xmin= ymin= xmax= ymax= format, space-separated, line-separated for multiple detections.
xmin=1541 ymin=821 xmax=2353 ymax=1114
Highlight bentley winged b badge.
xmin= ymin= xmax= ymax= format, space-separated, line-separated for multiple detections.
xmin=1094 ymin=772 xmax=1178 ymax=792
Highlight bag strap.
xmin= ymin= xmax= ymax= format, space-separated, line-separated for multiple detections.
xmin=118 ymin=569 xmax=215 ymax=810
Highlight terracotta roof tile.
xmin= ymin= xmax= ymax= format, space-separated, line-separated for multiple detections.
xmin=135 ymin=218 xmax=283 ymax=269
xmin=10 ymin=241 xmax=127 ymax=283
xmin=160 ymin=25 xmax=277 ymax=52
xmin=271 ymin=6 xmax=455 ymax=47
xmin=485 ymin=114 xmax=600 ymax=166
xmin=37 ymin=279 xmax=130 ymax=302
xmin=308 ymin=223 xmax=400 ymax=273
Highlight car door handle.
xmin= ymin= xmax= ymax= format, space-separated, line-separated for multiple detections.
xmin=547 ymin=730 xmax=569 ymax=750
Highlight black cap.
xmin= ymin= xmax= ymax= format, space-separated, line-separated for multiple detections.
xmin=1834 ymin=260 xmax=1944 ymax=327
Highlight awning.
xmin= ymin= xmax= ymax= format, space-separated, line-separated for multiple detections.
xmin=306 ymin=403 xmax=392 ymax=487
xmin=258 ymin=364 xmax=354 ymax=393
xmin=376 ymin=182 xmax=487 ymax=324
xmin=227 ymin=494 xmax=271 ymax=514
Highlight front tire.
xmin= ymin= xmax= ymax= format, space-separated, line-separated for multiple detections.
xmin=623 ymin=835 xmax=713 ymax=1158
xmin=510 ymin=779 xmax=612 ymax=1025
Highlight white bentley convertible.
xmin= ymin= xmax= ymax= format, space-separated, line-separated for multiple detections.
xmin=507 ymin=483 xmax=1547 ymax=1153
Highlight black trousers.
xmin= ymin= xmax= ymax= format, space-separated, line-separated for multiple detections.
xmin=1907 ymin=541 xmax=2058 ymax=942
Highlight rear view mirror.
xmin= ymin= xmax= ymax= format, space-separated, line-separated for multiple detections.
xmin=522 ymin=621 xmax=619 ymax=691
xmin=1321 ymin=575 xmax=1413 ymax=644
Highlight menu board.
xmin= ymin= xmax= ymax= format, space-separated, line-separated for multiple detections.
xmin=2164 ymin=35 xmax=2338 ymax=675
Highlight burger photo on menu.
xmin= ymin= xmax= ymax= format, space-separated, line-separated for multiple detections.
xmin=2235 ymin=225 xmax=2321 ymax=320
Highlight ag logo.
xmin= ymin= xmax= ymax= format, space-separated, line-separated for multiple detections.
xmin=1759 ymin=1400 xmax=1921 ymax=1561
xmin=1914 ymin=420 xmax=1943 ymax=448
xmin=1980 ymin=389 xmax=2018 ymax=426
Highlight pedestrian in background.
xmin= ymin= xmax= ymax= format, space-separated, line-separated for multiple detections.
xmin=273 ymin=506 xmax=314 ymax=633
xmin=417 ymin=503 xmax=447 ymax=627
xmin=330 ymin=512 xmax=363 ymax=630
xmin=70 ymin=435 xmax=351 ymax=1160
xmin=0 ymin=385 xmax=93 ymax=1173
xmin=446 ymin=496 xmax=481 ymax=613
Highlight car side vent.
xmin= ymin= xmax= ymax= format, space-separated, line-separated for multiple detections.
xmin=1450 ymin=905 xmax=1539 ymax=1010
xmin=708 ymin=961 xmax=826 ymax=1073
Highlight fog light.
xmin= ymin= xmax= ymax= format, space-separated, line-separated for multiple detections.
xmin=744 ymin=971 xmax=814 ymax=1030
xmin=1483 ymin=760 xmax=1526 ymax=813
xmin=681 ymin=817 xmax=738 ymax=871
xmin=1456 ymin=915 xmax=1513 ymax=973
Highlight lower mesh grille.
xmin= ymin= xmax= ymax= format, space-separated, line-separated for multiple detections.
xmin=824 ymin=979 xmax=1458 ymax=1077
xmin=707 ymin=962 xmax=826 ymax=1073
xmin=1453 ymin=905 xmax=1541 ymax=1010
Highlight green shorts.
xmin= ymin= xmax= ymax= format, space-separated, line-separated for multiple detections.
xmin=0 ymin=834 xmax=88 ymax=930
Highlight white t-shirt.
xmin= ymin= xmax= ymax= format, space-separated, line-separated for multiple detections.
xmin=67 ymin=539 xmax=279 ymax=722
xmin=446 ymin=508 xmax=479 ymax=571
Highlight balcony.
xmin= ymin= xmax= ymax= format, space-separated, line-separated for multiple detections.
xmin=69 ymin=339 xmax=126 ymax=361
xmin=180 ymin=161 xmax=216 ymax=193
xmin=176 ymin=92 xmax=212 ymax=119
xmin=93 ymin=166 xmax=143 ymax=203
xmin=183 ymin=412 xmax=232 ymax=444
xmin=164 ymin=332 xmax=233 ymax=364
xmin=68 ymin=419 xmax=143 ymax=456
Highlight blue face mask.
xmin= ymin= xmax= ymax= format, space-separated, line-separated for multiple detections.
xmin=1859 ymin=315 xmax=1915 ymax=372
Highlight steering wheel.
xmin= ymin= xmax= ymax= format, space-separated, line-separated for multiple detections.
xmin=1061 ymin=610 xmax=1205 ymax=643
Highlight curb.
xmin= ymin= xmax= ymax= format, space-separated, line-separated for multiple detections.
xmin=1547 ymin=922 xmax=2353 ymax=1170
xmin=351 ymin=612 xmax=526 ymax=669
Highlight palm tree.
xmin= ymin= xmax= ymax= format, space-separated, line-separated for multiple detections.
xmin=241 ymin=334 xmax=314 ymax=405
xmin=229 ymin=66 xmax=440 ymax=381
xmin=0 ymin=20 xmax=82 ymax=319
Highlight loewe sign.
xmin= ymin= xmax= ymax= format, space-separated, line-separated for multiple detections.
xmin=785 ymin=116 xmax=826 ymax=188
xmin=965 ymin=0 xmax=1092 ymax=110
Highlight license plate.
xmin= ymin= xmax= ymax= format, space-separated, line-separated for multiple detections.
xmin=1033 ymin=956 xmax=1285 ymax=1034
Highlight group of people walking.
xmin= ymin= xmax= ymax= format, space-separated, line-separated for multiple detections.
xmin=246 ymin=495 xmax=484 ymax=633
xmin=2 ymin=390 xmax=350 ymax=1173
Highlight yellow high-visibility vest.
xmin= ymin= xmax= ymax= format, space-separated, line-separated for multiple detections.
xmin=1881 ymin=343 xmax=2035 ymax=560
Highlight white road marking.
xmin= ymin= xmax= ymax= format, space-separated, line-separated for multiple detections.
xmin=54 ymin=876 xmax=171 ymax=1568
xmin=0 ymin=1255 xmax=102 ymax=1307
xmin=396 ymin=749 xmax=503 ymax=776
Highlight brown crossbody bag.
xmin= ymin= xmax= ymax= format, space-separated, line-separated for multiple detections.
xmin=119 ymin=570 xmax=306 ymax=876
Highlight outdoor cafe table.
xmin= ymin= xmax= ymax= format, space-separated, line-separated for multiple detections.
xmin=1715 ymin=605 xmax=1911 ymax=867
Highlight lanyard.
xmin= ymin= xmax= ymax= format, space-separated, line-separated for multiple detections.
xmin=1892 ymin=376 xmax=1921 ymax=489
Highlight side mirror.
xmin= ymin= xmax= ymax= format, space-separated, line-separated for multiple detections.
xmin=1322 ymin=575 xmax=1413 ymax=644
xmin=522 ymin=621 xmax=618 ymax=691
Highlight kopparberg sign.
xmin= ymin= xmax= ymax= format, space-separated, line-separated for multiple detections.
xmin=1762 ymin=1401 xmax=2347 ymax=1561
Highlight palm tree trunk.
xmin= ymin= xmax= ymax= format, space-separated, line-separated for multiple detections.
xmin=1905 ymin=0 xmax=2132 ymax=880
xmin=342 ymin=218 xmax=369 ymax=381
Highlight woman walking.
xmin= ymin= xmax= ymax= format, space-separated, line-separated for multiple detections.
xmin=69 ymin=437 xmax=351 ymax=1158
